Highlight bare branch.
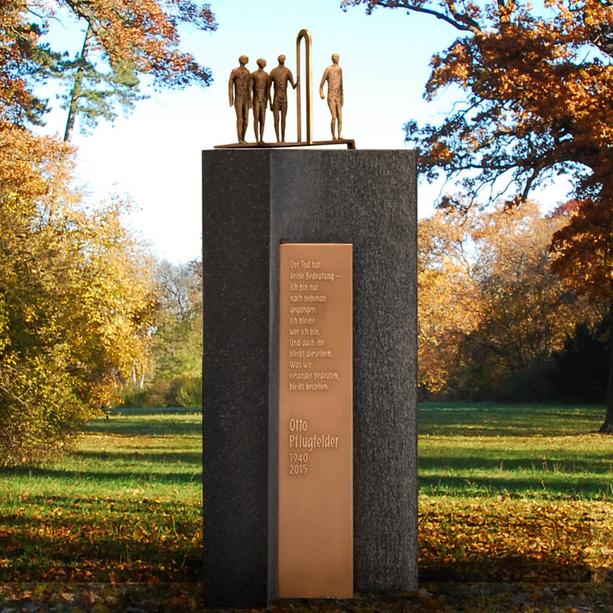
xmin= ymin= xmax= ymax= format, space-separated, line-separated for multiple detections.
xmin=0 ymin=379 xmax=28 ymax=408
xmin=408 ymin=4 xmax=480 ymax=33
xmin=520 ymin=166 xmax=542 ymax=201
xmin=348 ymin=0 xmax=482 ymax=33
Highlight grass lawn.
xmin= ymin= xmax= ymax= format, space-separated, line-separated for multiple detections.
xmin=0 ymin=404 xmax=611 ymax=611
xmin=419 ymin=403 xmax=612 ymax=500
xmin=0 ymin=411 xmax=202 ymax=585
xmin=417 ymin=403 xmax=612 ymax=591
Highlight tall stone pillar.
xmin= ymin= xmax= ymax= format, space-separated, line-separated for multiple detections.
xmin=203 ymin=150 xmax=418 ymax=607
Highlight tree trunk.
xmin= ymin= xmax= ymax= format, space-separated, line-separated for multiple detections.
xmin=599 ymin=299 xmax=613 ymax=433
xmin=64 ymin=25 xmax=91 ymax=142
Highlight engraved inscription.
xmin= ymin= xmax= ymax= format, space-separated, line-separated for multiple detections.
xmin=286 ymin=258 xmax=340 ymax=392
xmin=278 ymin=243 xmax=353 ymax=599
xmin=287 ymin=416 xmax=340 ymax=476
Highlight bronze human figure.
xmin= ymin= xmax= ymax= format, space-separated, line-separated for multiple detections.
xmin=251 ymin=58 xmax=270 ymax=143
xmin=269 ymin=55 xmax=297 ymax=143
xmin=228 ymin=55 xmax=251 ymax=143
xmin=319 ymin=53 xmax=343 ymax=140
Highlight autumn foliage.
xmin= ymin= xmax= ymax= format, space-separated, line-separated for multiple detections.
xmin=1 ymin=407 xmax=610 ymax=610
xmin=0 ymin=1 xmax=219 ymax=462
xmin=0 ymin=125 xmax=157 ymax=464
xmin=122 ymin=261 xmax=203 ymax=408
xmin=418 ymin=202 xmax=608 ymax=399
xmin=347 ymin=0 xmax=612 ymax=426
xmin=345 ymin=0 xmax=611 ymax=208
xmin=0 ymin=1 xmax=216 ymax=134
xmin=0 ymin=0 xmax=221 ymax=462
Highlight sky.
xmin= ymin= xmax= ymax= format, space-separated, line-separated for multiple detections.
xmin=39 ymin=0 xmax=573 ymax=264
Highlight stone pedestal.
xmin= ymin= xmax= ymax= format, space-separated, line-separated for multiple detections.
xmin=203 ymin=150 xmax=418 ymax=608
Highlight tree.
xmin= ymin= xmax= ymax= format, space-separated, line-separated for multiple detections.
xmin=121 ymin=260 xmax=202 ymax=408
xmin=418 ymin=206 xmax=480 ymax=396
xmin=0 ymin=124 xmax=157 ymax=465
xmin=550 ymin=198 xmax=613 ymax=430
xmin=0 ymin=0 xmax=213 ymax=461
xmin=459 ymin=203 xmax=602 ymax=398
xmin=151 ymin=260 xmax=203 ymax=382
xmin=61 ymin=25 xmax=141 ymax=141
xmin=550 ymin=321 xmax=608 ymax=402
xmin=418 ymin=201 xmax=601 ymax=399
xmin=0 ymin=1 xmax=217 ymax=138
xmin=346 ymin=0 xmax=612 ymax=429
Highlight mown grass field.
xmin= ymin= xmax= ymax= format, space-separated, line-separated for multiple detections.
xmin=417 ymin=403 xmax=612 ymax=595
xmin=419 ymin=403 xmax=613 ymax=500
xmin=0 ymin=404 xmax=611 ymax=611
xmin=0 ymin=410 xmax=203 ymax=586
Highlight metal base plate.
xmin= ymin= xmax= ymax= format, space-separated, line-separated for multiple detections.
xmin=214 ymin=139 xmax=356 ymax=150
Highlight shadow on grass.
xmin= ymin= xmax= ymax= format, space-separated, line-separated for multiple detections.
xmin=419 ymin=473 xmax=612 ymax=497
xmin=0 ymin=519 xmax=606 ymax=585
xmin=114 ymin=407 xmax=202 ymax=416
xmin=418 ymin=555 xmax=607 ymax=583
xmin=0 ymin=504 xmax=200 ymax=536
xmin=417 ymin=404 xmax=604 ymax=437
xmin=0 ymin=493 xmax=200 ymax=510
xmin=0 ymin=466 xmax=201 ymax=484
xmin=74 ymin=450 xmax=203 ymax=464
xmin=84 ymin=419 xmax=202 ymax=437
xmin=419 ymin=454 xmax=613 ymax=474
xmin=0 ymin=527 xmax=202 ymax=582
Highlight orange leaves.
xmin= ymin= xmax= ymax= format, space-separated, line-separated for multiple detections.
xmin=419 ymin=497 xmax=613 ymax=582
xmin=550 ymin=197 xmax=613 ymax=299
xmin=0 ymin=125 xmax=158 ymax=464
xmin=0 ymin=123 xmax=71 ymax=204
xmin=417 ymin=201 xmax=605 ymax=397
xmin=63 ymin=0 xmax=216 ymax=88
xmin=0 ymin=3 xmax=45 ymax=123
xmin=0 ymin=494 xmax=202 ymax=583
xmin=430 ymin=140 xmax=455 ymax=162
xmin=0 ymin=1 xmax=216 ymax=130
xmin=0 ymin=583 xmax=203 ymax=612
xmin=387 ymin=2 xmax=613 ymax=325
xmin=418 ymin=209 xmax=482 ymax=393
xmin=386 ymin=0 xmax=612 ymax=238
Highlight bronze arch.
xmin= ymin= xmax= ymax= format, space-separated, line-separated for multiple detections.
xmin=296 ymin=29 xmax=313 ymax=144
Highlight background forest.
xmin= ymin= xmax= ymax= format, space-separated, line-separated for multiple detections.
xmin=1 ymin=0 xmax=611 ymax=465
xmin=0 ymin=2 xmax=611 ymax=611
xmin=126 ymin=202 xmax=609 ymax=408
xmin=419 ymin=201 xmax=608 ymax=402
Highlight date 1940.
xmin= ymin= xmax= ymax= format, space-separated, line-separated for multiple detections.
xmin=289 ymin=452 xmax=309 ymax=476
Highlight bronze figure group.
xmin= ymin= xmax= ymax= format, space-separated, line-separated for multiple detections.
xmin=228 ymin=53 xmax=343 ymax=144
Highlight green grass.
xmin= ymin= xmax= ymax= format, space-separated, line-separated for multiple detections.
xmin=0 ymin=403 xmax=610 ymax=591
xmin=2 ymin=412 xmax=202 ymax=499
xmin=0 ymin=410 xmax=202 ymax=582
xmin=418 ymin=403 xmax=613 ymax=499
xmin=419 ymin=403 xmax=605 ymax=436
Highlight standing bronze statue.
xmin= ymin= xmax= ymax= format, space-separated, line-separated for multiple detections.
xmin=228 ymin=55 xmax=251 ymax=143
xmin=319 ymin=53 xmax=343 ymax=141
xmin=217 ymin=33 xmax=354 ymax=149
xmin=251 ymin=58 xmax=270 ymax=143
xmin=269 ymin=55 xmax=298 ymax=143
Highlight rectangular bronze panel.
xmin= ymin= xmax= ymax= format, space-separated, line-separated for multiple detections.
xmin=278 ymin=243 xmax=353 ymax=598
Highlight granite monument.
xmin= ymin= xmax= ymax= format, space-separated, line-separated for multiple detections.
xmin=204 ymin=30 xmax=417 ymax=608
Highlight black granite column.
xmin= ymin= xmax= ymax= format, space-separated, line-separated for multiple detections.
xmin=203 ymin=150 xmax=418 ymax=608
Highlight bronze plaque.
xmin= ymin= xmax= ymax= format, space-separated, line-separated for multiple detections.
xmin=278 ymin=243 xmax=353 ymax=598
